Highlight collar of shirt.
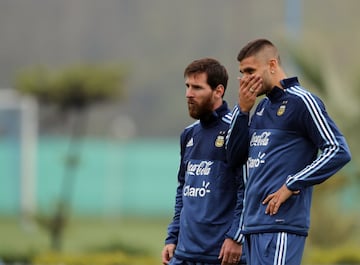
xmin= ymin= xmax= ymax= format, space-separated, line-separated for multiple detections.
xmin=267 ymin=77 xmax=300 ymax=102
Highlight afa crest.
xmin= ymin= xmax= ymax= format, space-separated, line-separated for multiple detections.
xmin=277 ymin=101 xmax=288 ymax=116
xmin=215 ymin=131 xmax=226 ymax=147
xmin=277 ymin=105 xmax=286 ymax=116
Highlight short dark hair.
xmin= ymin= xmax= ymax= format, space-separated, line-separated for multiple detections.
xmin=184 ymin=58 xmax=228 ymax=94
xmin=237 ymin=38 xmax=281 ymax=64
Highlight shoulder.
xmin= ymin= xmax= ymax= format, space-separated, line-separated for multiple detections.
xmin=221 ymin=111 xmax=233 ymax=125
xmin=286 ymin=86 xmax=325 ymax=108
xmin=184 ymin=120 xmax=200 ymax=131
xmin=180 ymin=120 xmax=199 ymax=139
xmin=255 ymin=97 xmax=269 ymax=110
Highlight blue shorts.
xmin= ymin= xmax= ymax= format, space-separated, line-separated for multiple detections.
xmin=169 ymin=255 xmax=246 ymax=265
xmin=243 ymin=232 xmax=306 ymax=265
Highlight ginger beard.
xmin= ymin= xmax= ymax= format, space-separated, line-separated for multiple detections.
xmin=187 ymin=92 xmax=214 ymax=120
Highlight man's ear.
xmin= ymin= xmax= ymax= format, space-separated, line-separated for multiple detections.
xmin=269 ymin=58 xmax=277 ymax=73
xmin=215 ymin=84 xmax=225 ymax=98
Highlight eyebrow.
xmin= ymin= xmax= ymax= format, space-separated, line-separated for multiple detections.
xmin=186 ymin=82 xmax=203 ymax=89
xmin=241 ymin=66 xmax=255 ymax=74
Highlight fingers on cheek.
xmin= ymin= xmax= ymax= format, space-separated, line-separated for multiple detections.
xmin=242 ymin=76 xmax=251 ymax=86
xmin=256 ymin=82 xmax=262 ymax=89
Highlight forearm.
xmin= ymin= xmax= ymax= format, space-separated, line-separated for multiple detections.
xmin=286 ymin=136 xmax=351 ymax=190
xmin=225 ymin=165 xmax=246 ymax=243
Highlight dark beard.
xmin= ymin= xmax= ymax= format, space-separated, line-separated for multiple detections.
xmin=188 ymin=96 xmax=214 ymax=120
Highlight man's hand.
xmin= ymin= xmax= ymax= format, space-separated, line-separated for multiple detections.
xmin=218 ymin=238 xmax=242 ymax=265
xmin=263 ymin=184 xmax=300 ymax=215
xmin=161 ymin=243 xmax=176 ymax=265
xmin=238 ymin=74 xmax=262 ymax=113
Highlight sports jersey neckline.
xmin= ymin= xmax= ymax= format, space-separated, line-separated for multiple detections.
xmin=267 ymin=77 xmax=300 ymax=102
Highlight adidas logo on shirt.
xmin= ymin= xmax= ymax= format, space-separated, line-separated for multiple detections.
xmin=256 ymin=107 xmax=264 ymax=116
xmin=186 ymin=137 xmax=194 ymax=147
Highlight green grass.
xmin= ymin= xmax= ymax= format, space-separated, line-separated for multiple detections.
xmin=1 ymin=216 xmax=360 ymax=265
xmin=0 ymin=215 xmax=170 ymax=260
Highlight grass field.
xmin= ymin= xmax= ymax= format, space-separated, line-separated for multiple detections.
xmin=0 ymin=215 xmax=170 ymax=263
xmin=1 ymin=215 xmax=360 ymax=265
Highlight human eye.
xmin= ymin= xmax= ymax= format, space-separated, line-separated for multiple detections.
xmin=192 ymin=85 xmax=203 ymax=90
xmin=241 ymin=68 xmax=255 ymax=76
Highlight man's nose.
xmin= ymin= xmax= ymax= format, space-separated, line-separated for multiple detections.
xmin=186 ymin=87 xmax=193 ymax=98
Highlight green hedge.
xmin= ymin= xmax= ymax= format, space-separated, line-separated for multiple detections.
xmin=303 ymin=245 xmax=360 ymax=265
xmin=32 ymin=251 xmax=159 ymax=265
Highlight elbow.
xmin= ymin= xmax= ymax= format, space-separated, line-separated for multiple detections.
xmin=338 ymin=143 xmax=352 ymax=167
xmin=343 ymin=149 xmax=352 ymax=164
xmin=335 ymin=137 xmax=352 ymax=166
xmin=342 ymin=139 xmax=352 ymax=163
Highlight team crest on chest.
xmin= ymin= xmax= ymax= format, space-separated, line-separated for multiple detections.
xmin=215 ymin=131 xmax=226 ymax=147
xmin=277 ymin=101 xmax=288 ymax=116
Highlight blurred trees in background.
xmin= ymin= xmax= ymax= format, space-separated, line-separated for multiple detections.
xmin=15 ymin=64 xmax=127 ymax=110
xmin=15 ymin=64 xmax=128 ymax=250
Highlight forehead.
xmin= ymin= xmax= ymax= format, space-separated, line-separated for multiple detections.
xmin=185 ymin=72 xmax=207 ymax=83
xmin=239 ymin=55 xmax=260 ymax=72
